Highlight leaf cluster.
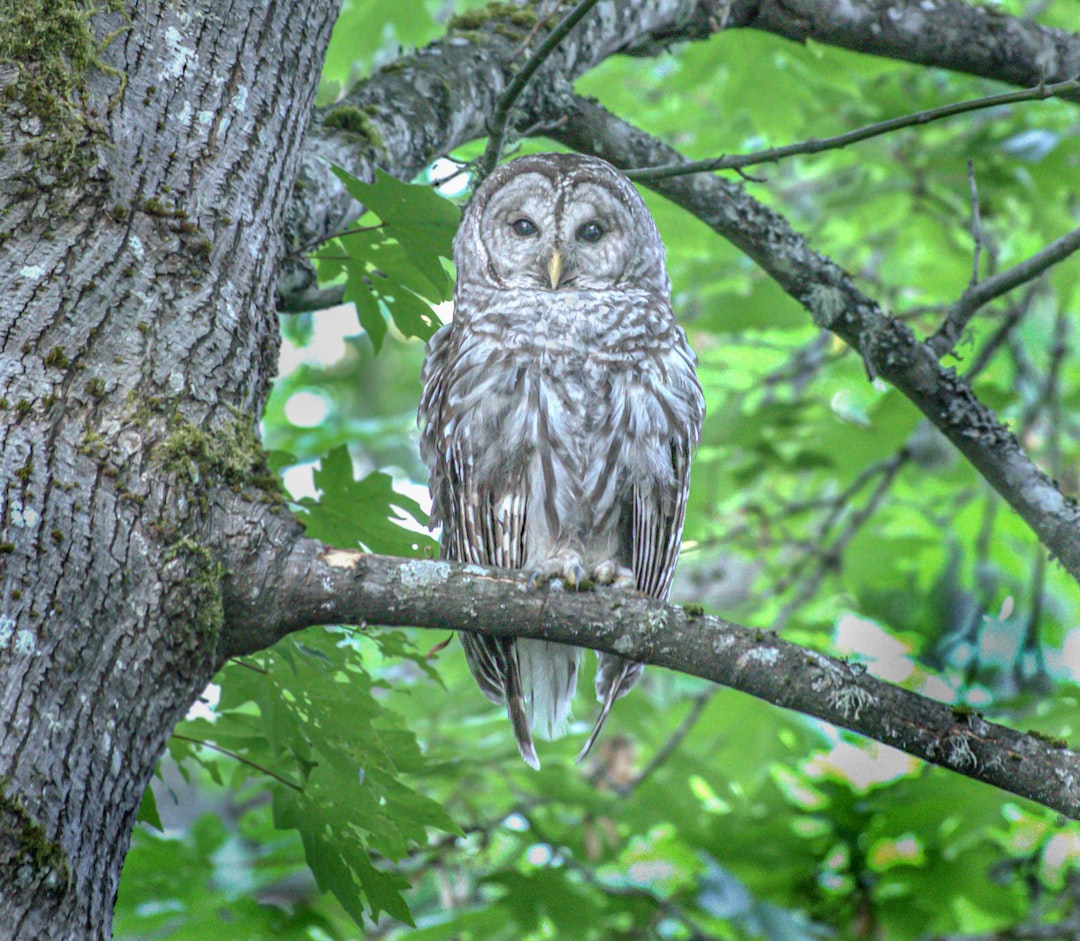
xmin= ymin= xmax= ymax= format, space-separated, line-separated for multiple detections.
xmin=316 ymin=167 xmax=459 ymax=352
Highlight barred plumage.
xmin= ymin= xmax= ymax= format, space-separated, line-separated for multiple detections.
xmin=419 ymin=153 xmax=704 ymax=768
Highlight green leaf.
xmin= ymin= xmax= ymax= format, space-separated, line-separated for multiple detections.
xmin=171 ymin=628 xmax=459 ymax=930
xmin=340 ymin=259 xmax=390 ymax=352
xmin=333 ymin=166 xmax=458 ymax=285
xmin=322 ymin=166 xmax=459 ymax=347
xmin=297 ymin=444 xmax=434 ymax=555
xmin=135 ymin=782 xmax=163 ymax=831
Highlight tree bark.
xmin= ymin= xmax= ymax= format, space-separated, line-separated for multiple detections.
xmin=0 ymin=1 xmax=334 ymax=935
xmin=736 ymin=0 xmax=1080 ymax=99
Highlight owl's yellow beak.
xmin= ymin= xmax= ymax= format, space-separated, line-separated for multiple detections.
xmin=547 ymin=250 xmax=563 ymax=290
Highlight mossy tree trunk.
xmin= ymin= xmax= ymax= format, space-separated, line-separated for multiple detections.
xmin=0 ymin=1 xmax=335 ymax=935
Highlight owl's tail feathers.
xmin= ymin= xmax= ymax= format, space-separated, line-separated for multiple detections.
xmin=460 ymin=632 xmax=540 ymax=768
xmin=577 ymin=655 xmax=644 ymax=764
xmin=504 ymin=651 xmax=541 ymax=770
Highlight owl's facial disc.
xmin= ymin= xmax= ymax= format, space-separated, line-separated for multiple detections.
xmin=556 ymin=182 xmax=638 ymax=290
xmin=474 ymin=170 xmax=649 ymax=292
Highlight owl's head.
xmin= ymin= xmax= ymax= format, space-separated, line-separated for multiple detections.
xmin=455 ymin=153 xmax=669 ymax=296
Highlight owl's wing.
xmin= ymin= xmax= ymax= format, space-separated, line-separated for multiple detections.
xmin=421 ymin=324 xmax=542 ymax=769
xmin=432 ymin=416 xmax=540 ymax=768
xmin=631 ymin=434 xmax=693 ymax=600
xmin=580 ymin=376 xmax=699 ymax=764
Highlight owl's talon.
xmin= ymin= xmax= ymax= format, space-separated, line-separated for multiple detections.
xmin=527 ymin=554 xmax=588 ymax=591
xmin=565 ymin=564 xmax=588 ymax=590
xmin=592 ymin=560 xmax=636 ymax=589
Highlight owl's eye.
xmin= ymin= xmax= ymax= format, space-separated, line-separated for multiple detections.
xmin=576 ymin=220 xmax=604 ymax=243
xmin=511 ymin=218 xmax=538 ymax=237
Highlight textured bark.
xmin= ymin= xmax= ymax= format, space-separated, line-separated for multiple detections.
xmin=737 ymin=0 xmax=1080 ymax=99
xmin=0 ymin=1 xmax=333 ymax=936
xmin=224 ymin=548 xmax=1080 ymax=820
xmin=3 ymin=0 xmax=1079 ymax=932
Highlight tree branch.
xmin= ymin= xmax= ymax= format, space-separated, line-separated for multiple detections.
xmin=221 ymin=547 xmax=1080 ymax=820
xmin=547 ymin=95 xmax=1080 ymax=586
xmin=478 ymin=0 xmax=604 ymax=179
xmin=280 ymin=0 xmax=1080 ymax=312
xmin=735 ymin=0 xmax=1080 ymax=100
xmin=624 ymin=77 xmax=1080 ymax=182
xmin=928 ymin=224 xmax=1080 ymax=358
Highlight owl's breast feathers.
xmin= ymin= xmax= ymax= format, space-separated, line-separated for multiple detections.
xmin=419 ymin=288 xmax=704 ymax=564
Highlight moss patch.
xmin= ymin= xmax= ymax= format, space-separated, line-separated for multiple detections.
xmin=43 ymin=346 xmax=70 ymax=368
xmin=1027 ymin=729 xmax=1069 ymax=749
xmin=448 ymin=2 xmax=537 ymax=31
xmin=157 ymin=412 xmax=280 ymax=493
xmin=0 ymin=0 xmax=126 ymax=174
xmin=0 ymin=777 xmax=71 ymax=891
xmin=324 ymin=104 xmax=384 ymax=149
xmin=162 ymin=537 xmax=224 ymax=649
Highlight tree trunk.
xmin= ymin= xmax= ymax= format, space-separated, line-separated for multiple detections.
xmin=0 ymin=1 xmax=335 ymax=935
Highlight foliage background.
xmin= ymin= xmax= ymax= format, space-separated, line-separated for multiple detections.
xmin=115 ymin=1 xmax=1080 ymax=938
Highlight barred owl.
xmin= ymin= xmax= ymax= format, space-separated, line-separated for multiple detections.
xmin=419 ymin=153 xmax=704 ymax=768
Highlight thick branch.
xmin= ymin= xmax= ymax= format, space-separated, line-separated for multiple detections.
xmin=222 ymin=548 xmax=1080 ymax=820
xmin=549 ymin=96 xmax=1080 ymax=585
xmin=736 ymin=0 xmax=1080 ymax=99
xmin=280 ymin=0 xmax=1080 ymax=311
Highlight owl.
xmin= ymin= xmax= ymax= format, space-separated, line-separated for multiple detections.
xmin=419 ymin=153 xmax=704 ymax=768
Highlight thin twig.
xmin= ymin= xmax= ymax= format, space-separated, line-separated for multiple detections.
xmin=287 ymin=222 xmax=385 ymax=258
xmin=478 ymin=0 xmax=602 ymax=179
xmin=170 ymin=733 xmax=302 ymax=791
xmin=773 ymin=451 xmax=909 ymax=632
xmin=623 ymin=77 xmax=1080 ymax=182
xmin=429 ymin=158 xmax=470 ymax=189
xmin=226 ymin=656 xmax=269 ymax=674
xmin=525 ymin=812 xmax=721 ymax=940
xmin=761 ymin=452 xmax=908 ymax=599
xmin=928 ymin=223 xmax=1080 ymax=357
xmin=708 ymin=440 xmax=900 ymax=553
xmin=961 ymin=286 xmax=1038 ymax=380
